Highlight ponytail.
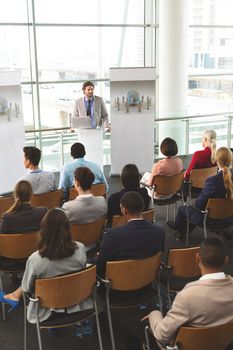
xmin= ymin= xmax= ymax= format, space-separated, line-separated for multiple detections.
xmin=6 ymin=198 xmax=24 ymax=214
xmin=4 ymin=180 xmax=32 ymax=216
xmin=222 ymin=166 xmax=233 ymax=200
xmin=210 ymin=138 xmax=217 ymax=164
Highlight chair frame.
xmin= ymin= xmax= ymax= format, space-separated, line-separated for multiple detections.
xmin=0 ymin=195 xmax=14 ymax=218
xmin=145 ymin=322 xmax=233 ymax=350
xmin=186 ymin=198 xmax=233 ymax=246
xmin=69 ymin=183 xmax=107 ymax=201
xmin=23 ymin=265 xmax=103 ymax=350
xmin=100 ymin=253 xmax=162 ymax=350
xmin=111 ymin=209 xmax=155 ymax=228
xmin=70 ymin=216 xmax=106 ymax=257
xmin=0 ymin=231 xmax=38 ymax=320
xmin=185 ymin=166 xmax=218 ymax=204
xmin=160 ymin=246 xmax=200 ymax=308
xmin=31 ymin=189 xmax=63 ymax=209
xmin=142 ymin=171 xmax=185 ymax=222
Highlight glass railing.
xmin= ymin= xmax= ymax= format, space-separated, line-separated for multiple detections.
xmin=25 ymin=111 xmax=233 ymax=171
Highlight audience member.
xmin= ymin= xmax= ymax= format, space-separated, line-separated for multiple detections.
xmin=62 ymin=167 xmax=107 ymax=224
xmin=107 ymin=164 xmax=150 ymax=226
xmin=117 ymin=235 xmax=233 ymax=350
xmin=97 ymin=191 xmax=165 ymax=277
xmin=20 ymin=146 xmax=56 ymax=194
xmin=0 ymin=208 xmax=92 ymax=323
xmin=142 ymin=138 xmax=183 ymax=186
xmin=0 ymin=180 xmax=47 ymax=233
xmin=59 ymin=142 xmax=108 ymax=197
xmin=185 ymin=129 xmax=217 ymax=180
xmin=168 ymin=146 xmax=233 ymax=239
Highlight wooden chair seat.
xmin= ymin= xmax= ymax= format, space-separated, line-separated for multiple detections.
xmin=24 ymin=266 xmax=103 ymax=350
xmin=111 ymin=209 xmax=154 ymax=228
xmin=31 ymin=189 xmax=63 ymax=209
xmin=69 ymin=183 xmax=106 ymax=201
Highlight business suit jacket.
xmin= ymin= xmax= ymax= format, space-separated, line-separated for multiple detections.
xmin=149 ymin=276 xmax=233 ymax=348
xmin=190 ymin=170 xmax=233 ymax=226
xmin=62 ymin=194 xmax=107 ymax=224
xmin=96 ymin=219 xmax=165 ymax=277
xmin=72 ymin=95 xmax=109 ymax=128
xmin=0 ymin=204 xmax=47 ymax=233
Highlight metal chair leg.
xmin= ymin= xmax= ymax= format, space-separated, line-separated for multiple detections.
xmin=23 ymin=294 xmax=27 ymax=350
xmin=94 ymin=297 xmax=103 ymax=350
xmin=0 ymin=274 xmax=6 ymax=321
xmin=166 ymin=206 xmax=169 ymax=222
xmin=36 ymin=319 xmax=43 ymax=350
xmin=145 ymin=325 xmax=152 ymax=350
xmin=106 ymin=292 xmax=116 ymax=350
xmin=167 ymin=283 xmax=172 ymax=309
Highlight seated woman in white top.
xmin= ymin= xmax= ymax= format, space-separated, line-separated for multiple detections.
xmin=0 ymin=208 xmax=92 ymax=323
xmin=141 ymin=138 xmax=183 ymax=197
xmin=62 ymin=166 xmax=107 ymax=224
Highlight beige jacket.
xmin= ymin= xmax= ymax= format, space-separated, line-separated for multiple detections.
xmin=72 ymin=95 xmax=109 ymax=128
xmin=149 ymin=276 xmax=233 ymax=348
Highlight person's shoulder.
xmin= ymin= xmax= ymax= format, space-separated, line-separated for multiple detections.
xmin=108 ymin=189 xmax=124 ymax=201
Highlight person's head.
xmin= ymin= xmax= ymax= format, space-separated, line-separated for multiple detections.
xmin=38 ymin=208 xmax=77 ymax=260
xmin=121 ymin=164 xmax=140 ymax=190
xmin=74 ymin=167 xmax=95 ymax=191
xmin=70 ymin=142 xmax=86 ymax=159
xmin=201 ymin=130 xmax=217 ymax=163
xmin=216 ymin=147 xmax=233 ymax=199
xmin=197 ymin=235 xmax=228 ymax=273
xmin=23 ymin=146 xmax=41 ymax=167
xmin=120 ymin=191 xmax=145 ymax=217
xmin=82 ymin=81 xmax=94 ymax=99
xmin=160 ymin=137 xmax=178 ymax=157
xmin=5 ymin=180 xmax=33 ymax=215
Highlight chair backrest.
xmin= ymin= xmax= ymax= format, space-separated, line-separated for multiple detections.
xmin=35 ymin=265 xmax=96 ymax=309
xmin=152 ymin=171 xmax=185 ymax=196
xmin=111 ymin=209 xmax=155 ymax=228
xmin=31 ymin=189 xmax=63 ymax=209
xmin=69 ymin=183 xmax=106 ymax=201
xmin=174 ymin=322 xmax=233 ymax=350
xmin=0 ymin=195 xmax=14 ymax=218
xmin=0 ymin=231 xmax=38 ymax=259
xmin=167 ymin=246 xmax=200 ymax=278
xmin=206 ymin=198 xmax=233 ymax=219
xmin=105 ymin=252 xmax=161 ymax=291
xmin=70 ymin=216 xmax=106 ymax=246
xmin=189 ymin=166 xmax=218 ymax=188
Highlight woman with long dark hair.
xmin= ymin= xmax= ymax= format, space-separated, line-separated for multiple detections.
xmin=0 ymin=208 xmax=92 ymax=323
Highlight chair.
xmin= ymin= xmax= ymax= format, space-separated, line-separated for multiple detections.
xmin=160 ymin=246 xmax=200 ymax=308
xmin=143 ymin=171 xmax=185 ymax=222
xmin=145 ymin=321 xmax=233 ymax=350
xmin=100 ymin=252 xmax=162 ymax=350
xmin=0 ymin=231 xmax=38 ymax=320
xmin=69 ymin=183 xmax=107 ymax=201
xmin=111 ymin=209 xmax=155 ymax=228
xmin=186 ymin=198 xmax=233 ymax=245
xmin=70 ymin=216 xmax=106 ymax=257
xmin=0 ymin=195 xmax=14 ymax=218
xmin=186 ymin=167 xmax=218 ymax=204
xmin=23 ymin=265 xmax=103 ymax=350
xmin=31 ymin=189 xmax=63 ymax=209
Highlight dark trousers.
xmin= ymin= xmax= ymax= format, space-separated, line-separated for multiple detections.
xmin=174 ymin=205 xmax=196 ymax=234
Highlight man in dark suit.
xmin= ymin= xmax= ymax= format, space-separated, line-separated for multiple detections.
xmin=96 ymin=191 xmax=165 ymax=277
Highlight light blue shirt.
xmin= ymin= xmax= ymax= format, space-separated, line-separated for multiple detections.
xmin=59 ymin=158 xmax=109 ymax=192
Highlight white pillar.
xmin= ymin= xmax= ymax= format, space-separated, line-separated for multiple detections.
xmin=158 ymin=0 xmax=189 ymax=155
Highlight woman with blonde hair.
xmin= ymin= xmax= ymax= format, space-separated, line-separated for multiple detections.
xmin=0 ymin=180 xmax=47 ymax=233
xmin=170 ymin=146 xmax=233 ymax=239
xmin=185 ymin=129 xmax=217 ymax=180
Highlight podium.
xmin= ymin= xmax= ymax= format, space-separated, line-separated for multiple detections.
xmin=77 ymin=128 xmax=104 ymax=170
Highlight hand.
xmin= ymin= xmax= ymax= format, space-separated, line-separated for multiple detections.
xmin=105 ymin=126 xmax=111 ymax=133
xmin=70 ymin=128 xmax=75 ymax=133
xmin=141 ymin=313 xmax=150 ymax=322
